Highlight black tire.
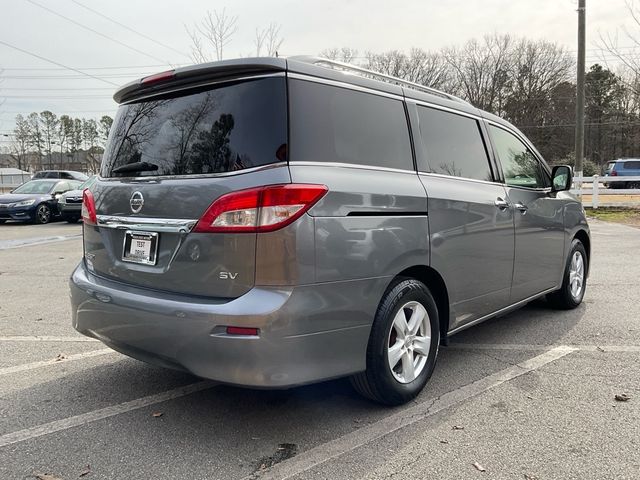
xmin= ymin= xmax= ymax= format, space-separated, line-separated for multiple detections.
xmin=34 ymin=204 xmax=51 ymax=224
xmin=629 ymin=181 xmax=640 ymax=189
xmin=351 ymin=278 xmax=440 ymax=405
xmin=547 ymin=239 xmax=588 ymax=309
xmin=0 ymin=220 xmax=6 ymax=224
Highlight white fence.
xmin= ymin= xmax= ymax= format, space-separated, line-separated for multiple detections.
xmin=571 ymin=175 xmax=640 ymax=208
xmin=0 ymin=172 xmax=31 ymax=194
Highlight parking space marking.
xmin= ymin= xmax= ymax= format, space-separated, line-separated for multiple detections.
xmin=0 ymin=336 xmax=99 ymax=343
xmin=247 ymin=346 xmax=577 ymax=480
xmin=0 ymin=234 xmax=82 ymax=250
xmin=449 ymin=343 xmax=640 ymax=352
xmin=0 ymin=380 xmax=215 ymax=448
xmin=0 ymin=349 xmax=114 ymax=377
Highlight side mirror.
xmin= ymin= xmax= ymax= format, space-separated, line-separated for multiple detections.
xmin=551 ymin=165 xmax=572 ymax=192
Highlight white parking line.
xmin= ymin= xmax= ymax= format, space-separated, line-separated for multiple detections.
xmin=449 ymin=343 xmax=640 ymax=352
xmin=0 ymin=381 xmax=215 ymax=448
xmin=0 ymin=234 xmax=82 ymax=250
xmin=0 ymin=349 xmax=114 ymax=377
xmin=247 ymin=346 xmax=577 ymax=480
xmin=0 ymin=336 xmax=98 ymax=343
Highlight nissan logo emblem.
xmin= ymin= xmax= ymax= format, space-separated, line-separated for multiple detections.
xmin=130 ymin=191 xmax=144 ymax=213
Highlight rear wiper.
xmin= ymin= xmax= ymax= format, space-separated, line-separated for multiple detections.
xmin=112 ymin=161 xmax=159 ymax=174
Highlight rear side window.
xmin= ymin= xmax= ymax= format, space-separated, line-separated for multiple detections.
xmin=101 ymin=77 xmax=287 ymax=177
xmin=623 ymin=161 xmax=640 ymax=169
xmin=417 ymin=106 xmax=493 ymax=182
xmin=289 ymin=79 xmax=413 ymax=170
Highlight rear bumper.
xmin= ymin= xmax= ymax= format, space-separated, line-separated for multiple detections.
xmin=70 ymin=261 xmax=388 ymax=387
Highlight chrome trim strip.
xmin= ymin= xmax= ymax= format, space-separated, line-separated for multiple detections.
xmin=406 ymin=98 xmax=482 ymax=121
xmin=287 ymin=73 xmax=405 ymax=101
xmin=418 ymin=171 xmax=503 ymax=187
xmin=121 ymin=72 xmax=286 ymax=105
xmin=447 ymin=287 xmax=557 ymax=336
xmin=97 ymin=215 xmax=197 ymax=233
xmin=289 ymin=161 xmax=416 ymax=175
xmin=98 ymin=162 xmax=288 ymax=182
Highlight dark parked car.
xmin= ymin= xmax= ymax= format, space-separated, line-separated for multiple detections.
xmin=70 ymin=57 xmax=590 ymax=405
xmin=0 ymin=179 xmax=81 ymax=224
xmin=32 ymin=170 xmax=88 ymax=181
xmin=58 ymin=176 xmax=96 ymax=223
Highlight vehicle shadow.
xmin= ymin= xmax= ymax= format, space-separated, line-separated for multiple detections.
xmin=1 ymin=298 xmax=587 ymax=477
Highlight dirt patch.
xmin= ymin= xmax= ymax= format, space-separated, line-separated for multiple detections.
xmin=254 ymin=443 xmax=298 ymax=473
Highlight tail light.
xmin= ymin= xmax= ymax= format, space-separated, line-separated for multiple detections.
xmin=81 ymin=189 xmax=97 ymax=225
xmin=141 ymin=69 xmax=175 ymax=85
xmin=194 ymin=184 xmax=328 ymax=233
xmin=610 ymin=169 xmax=618 ymax=176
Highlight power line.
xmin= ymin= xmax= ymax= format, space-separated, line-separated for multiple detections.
xmin=0 ymin=39 xmax=118 ymax=86
xmin=1 ymin=64 xmax=183 ymax=71
xmin=70 ymin=0 xmax=190 ymax=60
xmin=24 ymin=0 xmax=170 ymax=65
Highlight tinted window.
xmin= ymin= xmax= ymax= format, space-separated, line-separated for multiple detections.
xmin=417 ymin=106 xmax=493 ymax=182
xmin=623 ymin=161 xmax=640 ymax=169
xmin=289 ymin=80 xmax=413 ymax=170
xmin=490 ymin=126 xmax=550 ymax=189
xmin=101 ymin=78 xmax=287 ymax=177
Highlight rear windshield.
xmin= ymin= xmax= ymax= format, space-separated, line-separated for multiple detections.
xmin=101 ymin=77 xmax=287 ymax=177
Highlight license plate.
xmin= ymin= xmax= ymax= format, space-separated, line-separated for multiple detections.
xmin=122 ymin=231 xmax=158 ymax=265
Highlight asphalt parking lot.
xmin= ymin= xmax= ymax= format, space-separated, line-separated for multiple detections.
xmin=0 ymin=219 xmax=638 ymax=480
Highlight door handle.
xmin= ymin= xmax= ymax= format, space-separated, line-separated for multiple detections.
xmin=494 ymin=198 xmax=510 ymax=210
xmin=514 ymin=202 xmax=528 ymax=213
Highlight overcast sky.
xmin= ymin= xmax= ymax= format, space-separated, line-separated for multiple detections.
xmin=0 ymin=0 xmax=637 ymax=138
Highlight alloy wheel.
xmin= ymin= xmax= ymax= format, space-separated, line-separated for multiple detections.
xmin=569 ymin=251 xmax=585 ymax=299
xmin=387 ymin=301 xmax=431 ymax=383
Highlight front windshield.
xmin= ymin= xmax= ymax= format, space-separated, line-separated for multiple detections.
xmin=12 ymin=180 xmax=57 ymax=194
xmin=79 ymin=176 xmax=96 ymax=190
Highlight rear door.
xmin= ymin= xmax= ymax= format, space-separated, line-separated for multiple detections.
xmin=488 ymin=124 xmax=565 ymax=302
xmin=85 ymin=75 xmax=289 ymax=298
xmin=411 ymin=103 xmax=515 ymax=331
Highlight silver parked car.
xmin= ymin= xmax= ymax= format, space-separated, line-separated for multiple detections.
xmin=70 ymin=57 xmax=590 ymax=405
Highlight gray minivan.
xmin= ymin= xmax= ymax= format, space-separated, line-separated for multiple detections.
xmin=70 ymin=57 xmax=590 ymax=405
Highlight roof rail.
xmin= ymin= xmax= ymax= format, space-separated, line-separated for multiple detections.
xmin=290 ymin=55 xmax=470 ymax=105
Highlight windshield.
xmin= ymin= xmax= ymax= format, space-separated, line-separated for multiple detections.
xmin=12 ymin=180 xmax=57 ymax=194
xmin=101 ymin=77 xmax=287 ymax=177
xmin=78 ymin=176 xmax=96 ymax=189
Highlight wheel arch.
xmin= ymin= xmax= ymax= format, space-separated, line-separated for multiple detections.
xmin=574 ymin=229 xmax=590 ymax=276
xmin=394 ymin=265 xmax=450 ymax=344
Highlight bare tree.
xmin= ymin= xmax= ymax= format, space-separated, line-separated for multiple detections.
xmin=320 ymin=47 xmax=359 ymax=63
xmin=10 ymin=115 xmax=30 ymax=171
xmin=443 ymin=34 xmax=514 ymax=112
xmin=254 ymin=23 xmax=283 ymax=56
xmin=364 ymin=48 xmax=453 ymax=90
xmin=186 ymin=8 xmax=238 ymax=63
xmin=598 ymin=0 xmax=640 ymax=85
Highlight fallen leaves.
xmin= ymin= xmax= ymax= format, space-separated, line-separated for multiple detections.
xmin=452 ymin=425 xmax=465 ymax=430
xmin=151 ymin=411 xmax=163 ymax=418
xmin=615 ymin=393 xmax=631 ymax=402
xmin=54 ymin=354 xmax=67 ymax=362
xmin=472 ymin=462 xmax=486 ymax=472
xmin=79 ymin=464 xmax=91 ymax=477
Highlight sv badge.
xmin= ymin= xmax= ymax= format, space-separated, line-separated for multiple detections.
xmin=219 ymin=272 xmax=238 ymax=280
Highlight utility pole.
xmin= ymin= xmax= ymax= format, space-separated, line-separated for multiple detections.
xmin=575 ymin=0 xmax=586 ymax=194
